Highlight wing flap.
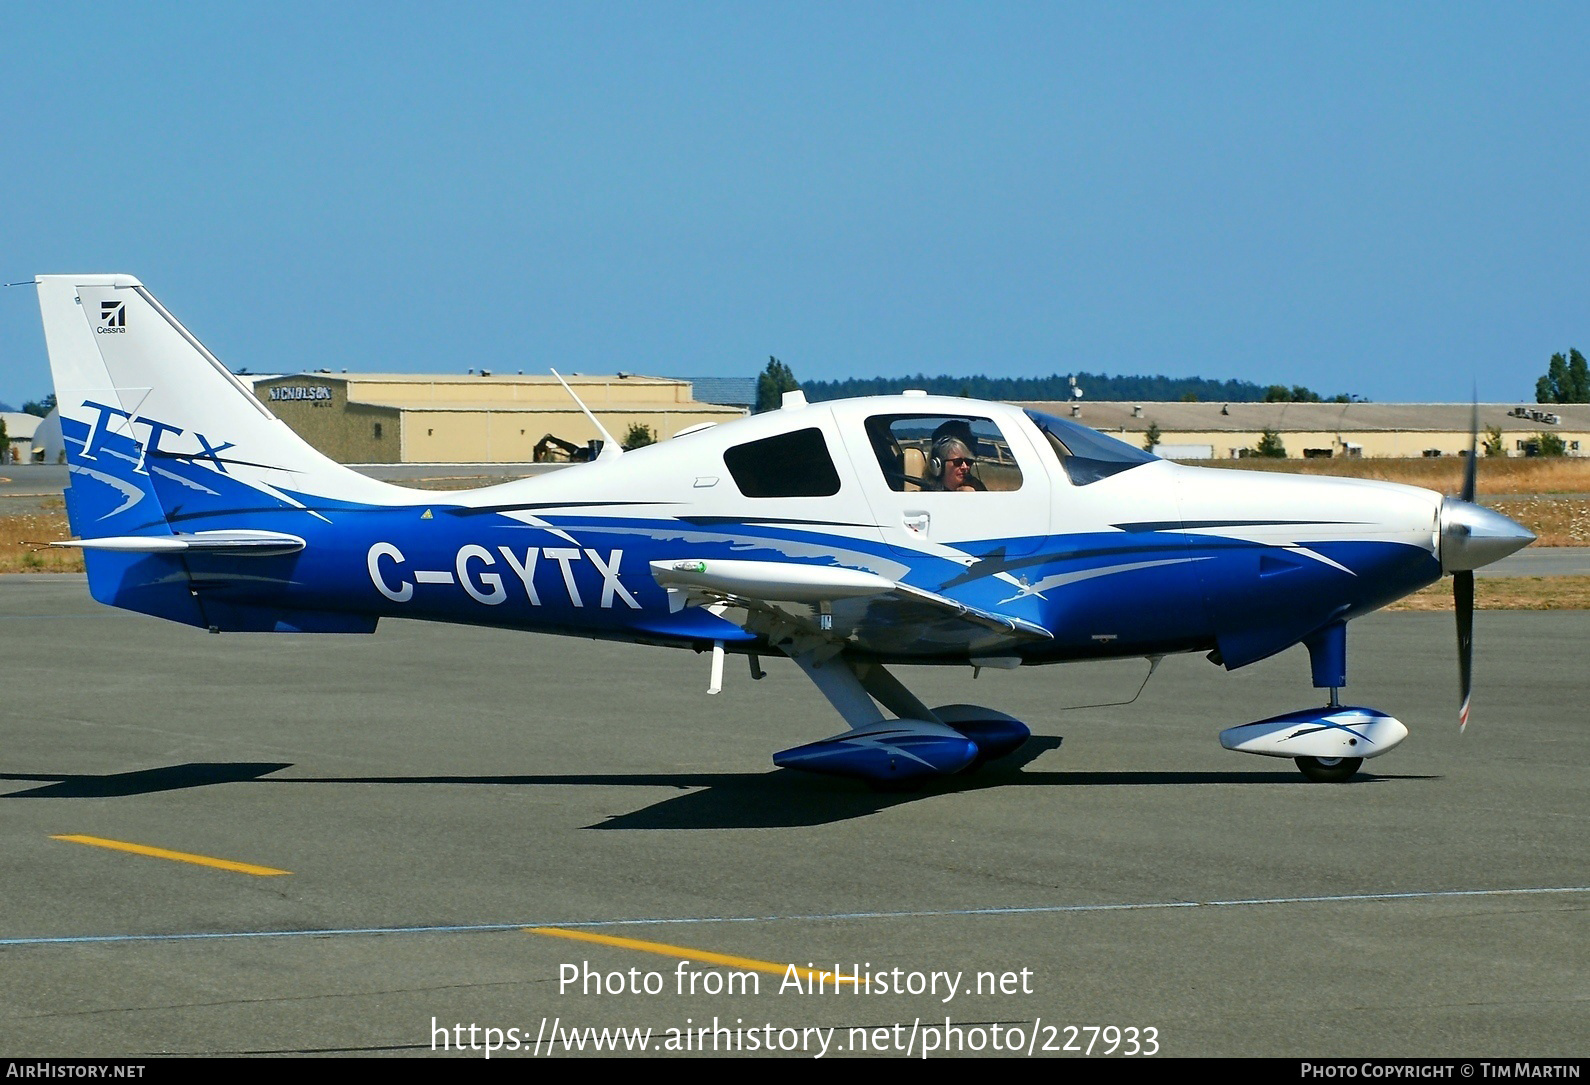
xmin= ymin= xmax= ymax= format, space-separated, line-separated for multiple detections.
xmin=649 ymin=558 xmax=1050 ymax=657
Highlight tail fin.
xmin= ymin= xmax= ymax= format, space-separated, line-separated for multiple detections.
xmin=36 ymin=275 xmax=397 ymax=630
xmin=38 ymin=275 xmax=397 ymax=515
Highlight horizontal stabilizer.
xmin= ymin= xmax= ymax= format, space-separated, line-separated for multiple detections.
xmin=53 ymin=530 xmax=306 ymax=556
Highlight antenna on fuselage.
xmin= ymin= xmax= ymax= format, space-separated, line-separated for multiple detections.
xmin=550 ymin=368 xmax=623 ymax=461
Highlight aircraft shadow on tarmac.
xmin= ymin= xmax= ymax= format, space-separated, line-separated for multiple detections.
xmin=0 ymin=744 xmax=1438 ymax=828
xmin=1 ymin=762 xmax=294 ymax=798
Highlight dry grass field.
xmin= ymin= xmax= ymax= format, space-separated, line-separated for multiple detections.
xmin=1194 ymin=453 xmax=1590 ymax=494
xmin=3 ymin=460 xmax=1585 ymax=608
xmin=1487 ymin=494 xmax=1590 ymax=547
xmin=0 ymin=501 xmax=80 ymax=574
xmin=1387 ymin=575 xmax=1590 ymax=612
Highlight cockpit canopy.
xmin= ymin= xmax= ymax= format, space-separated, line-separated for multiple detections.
xmin=708 ymin=398 xmax=1157 ymax=500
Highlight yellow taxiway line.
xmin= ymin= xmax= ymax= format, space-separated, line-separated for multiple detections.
xmin=52 ymin=834 xmax=290 ymax=876
xmin=527 ymin=926 xmax=862 ymax=987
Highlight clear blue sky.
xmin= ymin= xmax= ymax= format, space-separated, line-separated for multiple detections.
xmin=2 ymin=3 xmax=1585 ymax=408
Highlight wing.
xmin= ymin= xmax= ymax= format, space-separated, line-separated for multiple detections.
xmin=649 ymin=558 xmax=1052 ymax=659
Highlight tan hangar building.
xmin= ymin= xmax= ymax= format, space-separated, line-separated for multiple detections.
xmin=250 ymin=373 xmax=748 ymax=464
xmin=1015 ymin=401 xmax=1590 ymax=459
xmin=246 ymin=374 xmax=1590 ymax=465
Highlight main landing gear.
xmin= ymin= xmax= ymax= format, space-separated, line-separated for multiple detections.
xmin=769 ymin=646 xmax=1030 ymax=788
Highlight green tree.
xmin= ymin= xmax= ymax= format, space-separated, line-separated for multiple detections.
xmin=1482 ymin=425 xmax=1505 ymax=457
xmin=622 ymin=422 xmax=655 ymax=449
xmin=1263 ymin=384 xmax=1323 ymax=403
xmin=1535 ymin=431 xmax=1567 ymax=456
xmin=22 ymin=393 xmax=55 ymax=418
xmin=1544 ymin=352 xmax=1568 ymax=402
xmin=755 ymin=356 xmax=800 ymax=413
xmin=1536 ymin=349 xmax=1589 ymax=404
xmin=1572 ymin=349 xmax=1590 ymax=402
xmin=0 ymin=415 xmax=7 ymax=464
xmin=1254 ymin=428 xmax=1287 ymax=458
xmin=1143 ymin=421 xmax=1162 ymax=452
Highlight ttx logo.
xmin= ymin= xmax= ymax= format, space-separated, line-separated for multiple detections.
xmin=78 ymin=400 xmax=237 ymax=475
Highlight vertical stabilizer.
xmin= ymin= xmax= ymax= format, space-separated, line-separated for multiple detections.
xmin=37 ymin=275 xmax=405 ymax=532
xmin=35 ymin=275 xmax=404 ymax=628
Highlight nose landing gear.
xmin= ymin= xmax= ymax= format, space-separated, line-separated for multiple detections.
xmin=1293 ymin=755 xmax=1364 ymax=783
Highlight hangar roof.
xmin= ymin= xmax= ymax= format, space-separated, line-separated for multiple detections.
xmin=673 ymin=376 xmax=758 ymax=409
xmin=0 ymin=412 xmax=42 ymax=439
xmin=262 ymin=372 xmax=690 ymax=387
xmin=1014 ymin=402 xmax=1590 ymax=433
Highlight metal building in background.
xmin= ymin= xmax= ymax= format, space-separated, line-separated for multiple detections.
xmin=248 ymin=373 xmax=747 ymax=464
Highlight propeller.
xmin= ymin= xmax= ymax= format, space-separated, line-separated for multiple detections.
xmin=1439 ymin=399 xmax=1532 ymax=731
xmin=1456 ymin=401 xmax=1477 ymax=731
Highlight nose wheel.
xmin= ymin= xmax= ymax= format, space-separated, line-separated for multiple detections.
xmin=1294 ymin=755 xmax=1363 ymax=783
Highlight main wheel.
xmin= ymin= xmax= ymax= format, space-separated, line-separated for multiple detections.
xmin=1294 ymin=755 xmax=1363 ymax=783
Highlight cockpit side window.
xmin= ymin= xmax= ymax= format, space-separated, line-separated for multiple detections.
xmin=863 ymin=415 xmax=1024 ymax=493
xmin=723 ymin=427 xmax=842 ymax=498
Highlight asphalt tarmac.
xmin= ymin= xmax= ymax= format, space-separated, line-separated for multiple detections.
xmin=0 ymin=579 xmax=1583 ymax=1059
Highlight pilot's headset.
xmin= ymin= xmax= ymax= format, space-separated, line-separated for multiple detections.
xmin=929 ymin=437 xmax=969 ymax=478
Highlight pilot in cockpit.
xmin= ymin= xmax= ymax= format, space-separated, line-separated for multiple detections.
xmin=930 ymin=435 xmax=986 ymax=492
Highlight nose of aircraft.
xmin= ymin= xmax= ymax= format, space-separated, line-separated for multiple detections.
xmin=1440 ymin=498 xmax=1535 ymax=573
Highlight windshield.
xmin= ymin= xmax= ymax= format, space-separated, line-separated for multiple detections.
xmin=1023 ymin=408 xmax=1157 ymax=486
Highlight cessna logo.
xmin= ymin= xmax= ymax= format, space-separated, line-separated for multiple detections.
xmin=367 ymin=542 xmax=642 ymax=610
xmin=97 ymin=301 xmax=126 ymax=334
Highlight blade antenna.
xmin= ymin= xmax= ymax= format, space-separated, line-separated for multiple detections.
xmin=550 ymin=369 xmax=623 ymax=461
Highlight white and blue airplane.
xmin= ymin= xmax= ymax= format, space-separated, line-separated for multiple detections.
xmin=34 ymin=275 xmax=1535 ymax=787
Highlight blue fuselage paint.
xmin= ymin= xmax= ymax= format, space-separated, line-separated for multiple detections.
xmin=58 ymin=413 xmax=1441 ymax=668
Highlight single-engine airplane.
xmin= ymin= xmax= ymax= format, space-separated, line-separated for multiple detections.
xmin=34 ymin=275 xmax=1535 ymax=786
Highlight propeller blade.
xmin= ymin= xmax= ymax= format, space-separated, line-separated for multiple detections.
xmin=1461 ymin=398 xmax=1478 ymax=503
xmin=1455 ymin=569 xmax=1473 ymax=731
xmin=1455 ymin=393 xmax=1478 ymax=730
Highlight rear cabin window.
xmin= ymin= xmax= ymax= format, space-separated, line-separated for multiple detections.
xmin=723 ymin=427 xmax=842 ymax=498
xmin=864 ymin=415 xmax=1024 ymax=493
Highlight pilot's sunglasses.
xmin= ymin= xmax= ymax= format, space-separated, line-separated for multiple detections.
xmin=945 ymin=457 xmax=973 ymax=467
